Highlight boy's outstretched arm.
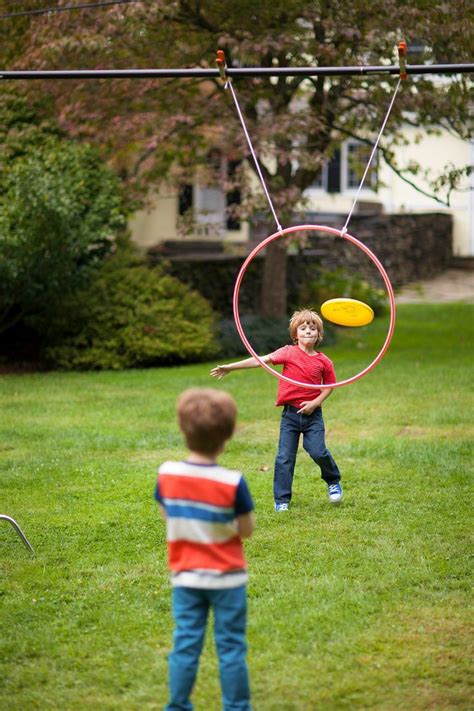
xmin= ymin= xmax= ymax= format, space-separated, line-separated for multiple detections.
xmin=210 ymin=354 xmax=272 ymax=379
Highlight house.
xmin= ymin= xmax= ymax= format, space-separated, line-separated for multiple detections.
xmin=129 ymin=128 xmax=473 ymax=258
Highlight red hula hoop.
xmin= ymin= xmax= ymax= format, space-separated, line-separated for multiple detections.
xmin=233 ymin=224 xmax=396 ymax=389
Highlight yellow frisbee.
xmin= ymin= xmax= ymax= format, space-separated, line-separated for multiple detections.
xmin=321 ymin=298 xmax=374 ymax=327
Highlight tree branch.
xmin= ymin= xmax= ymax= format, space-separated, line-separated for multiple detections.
xmin=333 ymin=124 xmax=457 ymax=207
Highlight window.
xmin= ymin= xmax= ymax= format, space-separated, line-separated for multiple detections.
xmin=195 ymin=185 xmax=226 ymax=228
xmin=177 ymin=155 xmax=241 ymax=232
xmin=344 ymin=141 xmax=377 ymax=191
xmin=306 ymin=140 xmax=377 ymax=194
xmin=307 ymin=149 xmax=342 ymax=193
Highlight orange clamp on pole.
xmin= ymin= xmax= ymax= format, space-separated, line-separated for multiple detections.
xmin=216 ymin=49 xmax=228 ymax=83
xmin=398 ymin=41 xmax=408 ymax=80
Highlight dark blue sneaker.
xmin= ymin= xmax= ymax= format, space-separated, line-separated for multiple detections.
xmin=274 ymin=502 xmax=289 ymax=512
xmin=328 ymin=483 xmax=343 ymax=504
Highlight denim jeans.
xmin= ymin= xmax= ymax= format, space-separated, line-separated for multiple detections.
xmin=274 ymin=405 xmax=341 ymax=503
xmin=166 ymin=585 xmax=251 ymax=711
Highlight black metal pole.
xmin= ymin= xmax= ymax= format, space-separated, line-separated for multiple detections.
xmin=0 ymin=63 xmax=472 ymax=81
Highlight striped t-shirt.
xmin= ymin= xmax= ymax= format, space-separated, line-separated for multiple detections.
xmin=155 ymin=461 xmax=254 ymax=589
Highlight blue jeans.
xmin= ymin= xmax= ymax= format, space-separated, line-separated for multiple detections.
xmin=274 ymin=405 xmax=341 ymax=503
xmin=166 ymin=585 xmax=251 ymax=711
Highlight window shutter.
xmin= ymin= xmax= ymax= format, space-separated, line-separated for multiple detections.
xmin=178 ymin=184 xmax=193 ymax=215
xmin=226 ymin=160 xmax=241 ymax=230
xmin=327 ymin=149 xmax=341 ymax=193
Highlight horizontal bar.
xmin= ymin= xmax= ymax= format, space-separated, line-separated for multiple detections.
xmin=232 ymin=63 xmax=474 ymax=77
xmin=0 ymin=0 xmax=139 ymax=20
xmin=0 ymin=63 xmax=472 ymax=81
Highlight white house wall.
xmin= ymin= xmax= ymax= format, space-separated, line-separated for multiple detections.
xmin=129 ymin=188 xmax=178 ymax=249
xmin=129 ymin=130 xmax=472 ymax=256
xmin=376 ymin=128 xmax=472 ymax=256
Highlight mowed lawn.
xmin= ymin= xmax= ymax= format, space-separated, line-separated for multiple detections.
xmin=0 ymin=303 xmax=472 ymax=710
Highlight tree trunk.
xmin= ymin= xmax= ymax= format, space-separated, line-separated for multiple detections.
xmin=260 ymin=240 xmax=287 ymax=318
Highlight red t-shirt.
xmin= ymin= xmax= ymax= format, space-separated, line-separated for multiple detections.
xmin=269 ymin=345 xmax=336 ymax=408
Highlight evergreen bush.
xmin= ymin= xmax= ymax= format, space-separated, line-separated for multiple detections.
xmin=0 ymin=137 xmax=125 ymax=337
xmin=45 ymin=251 xmax=219 ymax=370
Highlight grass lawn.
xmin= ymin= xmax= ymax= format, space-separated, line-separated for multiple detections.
xmin=0 ymin=303 xmax=472 ymax=710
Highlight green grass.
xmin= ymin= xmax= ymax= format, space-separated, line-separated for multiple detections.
xmin=0 ymin=304 xmax=473 ymax=710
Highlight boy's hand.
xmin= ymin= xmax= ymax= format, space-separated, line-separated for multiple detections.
xmin=297 ymin=400 xmax=320 ymax=415
xmin=210 ymin=365 xmax=230 ymax=379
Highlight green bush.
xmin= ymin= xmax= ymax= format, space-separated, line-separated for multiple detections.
xmin=296 ymin=268 xmax=388 ymax=316
xmin=217 ymin=315 xmax=336 ymax=358
xmin=44 ymin=251 xmax=219 ymax=370
xmin=0 ymin=136 xmax=125 ymax=336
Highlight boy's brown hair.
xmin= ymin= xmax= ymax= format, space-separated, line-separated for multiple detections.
xmin=177 ymin=388 xmax=237 ymax=456
xmin=289 ymin=309 xmax=324 ymax=346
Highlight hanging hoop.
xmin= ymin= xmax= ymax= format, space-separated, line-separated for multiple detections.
xmin=233 ymin=224 xmax=396 ymax=389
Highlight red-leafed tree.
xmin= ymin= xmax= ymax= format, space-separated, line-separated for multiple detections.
xmin=1 ymin=0 xmax=472 ymax=316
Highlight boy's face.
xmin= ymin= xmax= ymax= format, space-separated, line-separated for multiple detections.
xmin=296 ymin=320 xmax=319 ymax=347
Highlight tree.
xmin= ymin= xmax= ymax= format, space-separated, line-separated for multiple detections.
xmin=0 ymin=113 xmax=126 ymax=335
xmin=4 ymin=0 xmax=472 ymax=316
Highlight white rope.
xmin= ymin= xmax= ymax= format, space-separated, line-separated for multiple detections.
xmin=225 ymin=71 xmax=401 ymax=238
xmin=341 ymin=77 xmax=402 ymax=236
xmin=225 ymin=79 xmax=283 ymax=233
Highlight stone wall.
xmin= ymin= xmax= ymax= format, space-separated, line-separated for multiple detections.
xmin=149 ymin=212 xmax=453 ymax=316
xmin=251 ymin=212 xmax=453 ymax=288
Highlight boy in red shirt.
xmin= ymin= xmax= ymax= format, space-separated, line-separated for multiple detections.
xmin=211 ymin=309 xmax=342 ymax=511
xmin=155 ymin=388 xmax=255 ymax=710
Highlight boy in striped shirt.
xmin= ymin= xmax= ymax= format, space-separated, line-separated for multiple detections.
xmin=155 ymin=387 xmax=255 ymax=711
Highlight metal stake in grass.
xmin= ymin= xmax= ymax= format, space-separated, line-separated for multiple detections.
xmin=0 ymin=515 xmax=34 ymax=554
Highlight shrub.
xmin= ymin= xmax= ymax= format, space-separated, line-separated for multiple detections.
xmin=0 ymin=136 xmax=125 ymax=336
xmin=217 ymin=315 xmax=336 ymax=359
xmin=44 ymin=251 xmax=219 ymax=370
xmin=296 ymin=268 xmax=388 ymax=316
